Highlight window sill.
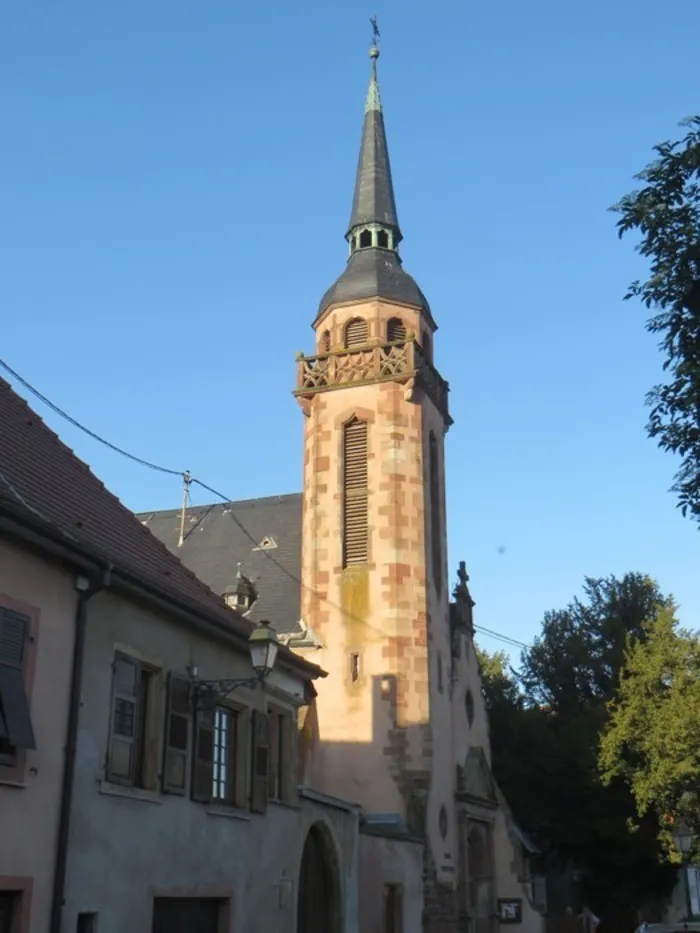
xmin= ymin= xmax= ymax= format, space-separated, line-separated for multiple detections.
xmin=269 ymin=797 xmax=302 ymax=811
xmin=0 ymin=776 xmax=26 ymax=789
xmin=206 ymin=806 xmax=251 ymax=822
xmin=99 ymin=780 xmax=162 ymax=804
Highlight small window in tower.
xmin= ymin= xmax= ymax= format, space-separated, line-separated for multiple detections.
xmin=387 ymin=317 xmax=406 ymax=343
xmin=422 ymin=332 xmax=433 ymax=361
xmin=437 ymin=653 xmax=444 ymax=693
xmin=377 ymin=230 xmax=389 ymax=248
xmin=350 ymin=652 xmax=361 ymax=683
xmin=319 ymin=331 xmax=330 ymax=354
xmin=345 ymin=317 xmax=368 ymax=348
xmin=359 ymin=229 xmax=372 ymax=249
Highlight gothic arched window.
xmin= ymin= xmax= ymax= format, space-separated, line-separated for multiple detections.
xmin=345 ymin=318 xmax=368 ymax=348
xmin=429 ymin=431 xmax=442 ymax=594
xmin=359 ymin=229 xmax=372 ymax=248
xmin=387 ymin=317 xmax=406 ymax=343
xmin=343 ymin=418 xmax=369 ymax=566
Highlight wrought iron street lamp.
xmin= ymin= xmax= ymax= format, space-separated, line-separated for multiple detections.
xmin=674 ymin=824 xmax=694 ymax=920
xmin=189 ymin=621 xmax=280 ymax=711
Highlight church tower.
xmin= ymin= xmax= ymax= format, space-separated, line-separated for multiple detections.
xmin=294 ymin=36 xmax=454 ymax=863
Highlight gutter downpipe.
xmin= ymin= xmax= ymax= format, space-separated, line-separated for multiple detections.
xmin=49 ymin=565 xmax=111 ymax=933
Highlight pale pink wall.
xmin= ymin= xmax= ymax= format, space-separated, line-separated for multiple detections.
xmin=0 ymin=538 xmax=77 ymax=933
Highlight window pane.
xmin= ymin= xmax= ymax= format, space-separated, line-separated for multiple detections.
xmin=114 ymin=657 xmax=137 ymax=695
xmin=113 ymin=698 xmax=135 ymax=737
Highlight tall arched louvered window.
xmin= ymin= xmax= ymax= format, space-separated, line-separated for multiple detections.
xmin=343 ymin=418 xmax=369 ymax=566
xmin=345 ymin=318 xmax=368 ymax=348
xmin=387 ymin=317 xmax=406 ymax=343
xmin=319 ymin=330 xmax=330 ymax=353
xmin=429 ymin=431 xmax=442 ymax=594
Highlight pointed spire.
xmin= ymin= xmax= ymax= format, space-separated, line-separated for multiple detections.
xmin=346 ymin=40 xmax=402 ymax=246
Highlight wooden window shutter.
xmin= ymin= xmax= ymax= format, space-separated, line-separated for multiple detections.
xmin=281 ymin=714 xmax=299 ymax=805
xmin=162 ymin=673 xmax=191 ymax=795
xmin=192 ymin=709 xmax=214 ymax=803
xmin=234 ymin=709 xmax=250 ymax=809
xmin=0 ymin=608 xmax=28 ymax=669
xmin=250 ymin=710 xmax=270 ymax=814
xmin=429 ymin=432 xmax=442 ymax=595
xmin=343 ymin=419 xmax=369 ymax=566
xmin=345 ymin=317 xmax=368 ymax=348
xmin=107 ymin=654 xmax=140 ymax=784
xmin=268 ymin=712 xmax=280 ymax=800
xmin=387 ymin=317 xmax=406 ymax=343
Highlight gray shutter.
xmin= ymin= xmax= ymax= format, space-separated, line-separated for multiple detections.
xmin=192 ymin=709 xmax=213 ymax=803
xmin=0 ymin=608 xmax=28 ymax=668
xmin=107 ymin=655 xmax=139 ymax=784
xmin=268 ymin=712 xmax=280 ymax=800
xmin=0 ymin=608 xmax=36 ymax=750
xmin=343 ymin=419 xmax=369 ymax=566
xmin=281 ymin=714 xmax=299 ymax=804
xmin=162 ymin=673 xmax=191 ymax=795
xmin=250 ymin=710 xmax=269 ymax=814
xmin=234 ymin=709 xmax=250 ymax=808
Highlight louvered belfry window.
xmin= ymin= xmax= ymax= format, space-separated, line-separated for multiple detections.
xmin=343 ymin=418 xmax=369 ymax=566
xmin=345 ymin=317 xmax=368 ymax=348
xmin=429 ymin=431 xmax=442 ymax=594
xmin=387 ymin=317 xmax=406 ymax=343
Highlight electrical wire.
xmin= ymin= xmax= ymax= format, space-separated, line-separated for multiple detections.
xmin=0 ymin=357 xmax=184 ymax=478
xmin=1 ymin=357 xmax=527 ymax=652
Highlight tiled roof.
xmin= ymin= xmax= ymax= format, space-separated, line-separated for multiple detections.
xmin=0 ymin=378 xmax=311 ymax=670
xmin=139 ymin=494 xmax=303 ymax=635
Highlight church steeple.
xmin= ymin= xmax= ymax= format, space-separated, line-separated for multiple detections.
xmin=346 ymin=44 xmax=402 ymax=250
xmin=317 ymin=37 xmax=431 ymax=321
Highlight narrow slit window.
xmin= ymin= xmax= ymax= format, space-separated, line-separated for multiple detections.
xmin=429 ymin=432 xmax=442 ymax=595
xmin=350 ymin=653 xmax=361 ymax=683
xmin=343 ymin=419 xmax=369 ymax=566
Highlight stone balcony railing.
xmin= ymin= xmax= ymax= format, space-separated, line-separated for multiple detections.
xmin=293 ymin=340 xmax=451 ymax=424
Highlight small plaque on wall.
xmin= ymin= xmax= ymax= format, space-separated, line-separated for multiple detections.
xmin=498 ymin=899 xmax=522 ymax=924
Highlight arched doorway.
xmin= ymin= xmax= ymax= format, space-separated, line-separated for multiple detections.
xmin=468 ymin=823 xmax=495 ymax=933
xmin=296 ymin=821 xmax=342 ymax=933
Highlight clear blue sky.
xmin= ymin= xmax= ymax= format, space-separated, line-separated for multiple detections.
xmin=1 ymin=0 xmax=698 ymax=659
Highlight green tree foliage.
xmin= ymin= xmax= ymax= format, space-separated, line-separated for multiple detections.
xmin=613 ymin=116 xmax=700 ymax=522
xmin=480 ymin=574 xmax=677 ymax=914
xmin=599 ymin=605 xmax=700 ymax=860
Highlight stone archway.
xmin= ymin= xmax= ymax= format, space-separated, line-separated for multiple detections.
xmin=296 ymin=821 xmax=342 ymax=933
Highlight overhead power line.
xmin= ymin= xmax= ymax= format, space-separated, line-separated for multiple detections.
xmin=1 ymin=357 xmax=528 ymax=652
xmin=0 ymin=358 xmax=183 ymax=477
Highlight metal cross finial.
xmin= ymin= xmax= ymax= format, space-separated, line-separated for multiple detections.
xmin=370 ymin=15 xmax=380 ymax=45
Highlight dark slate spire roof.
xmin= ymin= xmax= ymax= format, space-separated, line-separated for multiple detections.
xmin=346 ymin=48 xmax=401 ymax=242
xmin=317 ymin=43 xmax=432 ymax=321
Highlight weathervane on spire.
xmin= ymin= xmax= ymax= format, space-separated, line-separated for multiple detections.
xmin=369 ymin=15 xmax=380 ymax=65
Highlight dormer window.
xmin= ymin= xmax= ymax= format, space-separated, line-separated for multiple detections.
xmin=253 ymin=535 xmax=278 ymax=551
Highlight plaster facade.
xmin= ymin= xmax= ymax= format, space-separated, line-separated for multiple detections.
xmin=0 ymin=537 xmax=78 ymax=933
xmin=62 ymin=588 xmax=359 ymax=933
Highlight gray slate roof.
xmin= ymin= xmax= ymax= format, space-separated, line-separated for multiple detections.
xmin=318 ymin=247 xmax=431 ymax=320
xmin=138 ymin=493 xmax=303 ymax=635
xmin=347 ymin=84 xmax=400 ymax=238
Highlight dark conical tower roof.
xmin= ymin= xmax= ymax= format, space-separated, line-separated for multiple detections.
xmin=346 ymin=49 xmax=401 ymax=242
xmin=317 ymin=42 xmax=431 ymax=322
